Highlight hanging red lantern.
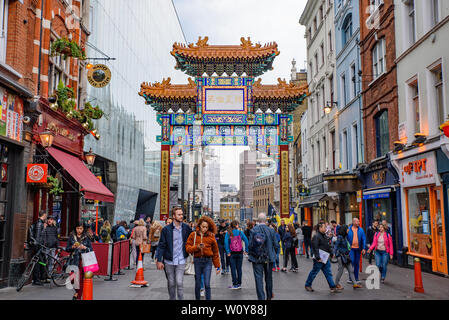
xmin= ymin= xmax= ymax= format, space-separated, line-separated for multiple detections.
xmin=440 ymin=121 xmax=449 ymax=138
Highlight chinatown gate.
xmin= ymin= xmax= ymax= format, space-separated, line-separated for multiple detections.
xmin=139 ymin=37 xmax=308 ymax=220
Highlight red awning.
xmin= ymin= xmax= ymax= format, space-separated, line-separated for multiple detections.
xmin=47 ymin=147 xmax=114 ymax=203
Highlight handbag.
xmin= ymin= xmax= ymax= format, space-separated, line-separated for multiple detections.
xmin=184 ymin=233 xmax=196 ymax=275
xmin=81 ymin=250 xmax=99 ymax=273
xmin=141 ymin=242 xmax=151 ymax=254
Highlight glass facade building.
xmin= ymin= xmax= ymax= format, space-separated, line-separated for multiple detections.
xmin=84 ymin=0 xmax=186 ymax=223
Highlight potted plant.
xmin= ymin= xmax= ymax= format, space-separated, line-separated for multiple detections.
xmin=50 ymin=37 xmax=86 ymax=60
xmin=47 ymin=175 xmax=64 ymax=196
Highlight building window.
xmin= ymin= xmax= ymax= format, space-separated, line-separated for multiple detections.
xmin=49 ymin=39 xmax=71 ymax=95
xmin=340 ymin=72 xmax=347 ymax=106
xmin=331 ymin=130 xmax=336 ymax=170
xmin=314 ymin=52 xmax=318 ymax=75
xmin=313 ymin=17 xmax=317 ymax=32
xmin=350 ymin=63 xmax=356 ymax=99
xmin=375 ymin=110 xmax=389 ymax=157
xmin=308 ymin=27 xmax=312 ymax=42
xmin=352 ymin=123 xmax=359 ymax=166
xmin=343 ymin=130 xmax=348 ymax=170
xmin=407 ymin=0 xmax=416 ymax=45
xmin=329 ymin=74 xmax=334 ymax=104
xmin=319 ymin=5 xmax=324 ymax=22
xmin=320 ymin=43 xmax=325 ymax=67
xmin=317 ymin=140 xmax=321 ymax=172
xmin=342 ymin=14 xmax=353 ymax=45
xmin=328 ymin=30 xmax=333 ymax=52
xmin=408 ymin=79 xmax=420 ymax=134
xmin=432 ymin=65 xmax=444 ymax=125
xmin=0 ymin=0 xmax=8 ymax=63
xmin=432 ymin=0 xmax=439 ymax=27
xmin=372 ymin=38 xmax=386 ymax=80
xmin=321 ymin=86 xmax=325 ymax=117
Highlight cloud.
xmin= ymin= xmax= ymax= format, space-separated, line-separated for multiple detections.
xmin=172 ymin=0 xmax=307 ymax=187
xmin=173 ymin=0 xmax=308 ymax=83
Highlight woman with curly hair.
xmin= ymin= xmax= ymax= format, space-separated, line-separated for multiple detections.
xmin=185 ymin=216 xmax=220 ymax=300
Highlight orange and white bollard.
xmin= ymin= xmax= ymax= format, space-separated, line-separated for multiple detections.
xmin=82 ymin=271 xmax=93 ymax=300
xmin=414 ymin=257 xmax=424 ymax=293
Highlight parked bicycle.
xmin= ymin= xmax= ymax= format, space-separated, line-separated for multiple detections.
xmin=16 ymin=243 xmax=71 ymax=292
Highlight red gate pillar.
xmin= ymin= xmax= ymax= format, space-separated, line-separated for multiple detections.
xmin=160 ymin=145 xmax=171 ymax=221
xmin=280 ymin=144 xmax=290 ymax=219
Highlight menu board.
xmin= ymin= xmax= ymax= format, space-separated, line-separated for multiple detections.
xmin=0 ymin=87 xmax=23 ymax=142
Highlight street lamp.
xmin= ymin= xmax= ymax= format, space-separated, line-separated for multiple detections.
xmin=84 ymin=148 xmax=96 ymax=166
xmin=39 ymin=131 xmax=55 ymax=148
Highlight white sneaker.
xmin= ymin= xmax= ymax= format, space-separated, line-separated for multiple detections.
xmin=200 ymin=289 xmax=205 ymax=297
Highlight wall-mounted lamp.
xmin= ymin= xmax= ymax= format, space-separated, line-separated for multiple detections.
xmin=393 ymin=141 xmax=405 ymax=152
xmin=39 ymin=131 xmax=55 ymax=148
xmin=412 ymin=133 xmax=427 ymax=146
xmin=325 ymin=101 xmax=337 ymax=114
xmin=84 ymin=148 xmax=96 ymax=166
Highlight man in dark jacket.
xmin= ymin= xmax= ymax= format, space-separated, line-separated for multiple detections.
xmin=248 ymin=213 xmax=280 ymax=300
xmin=32 ymin=211 xmax=47 ymax=286
xmin=156 ymin=207 xmax=192 ymax=300
xmin=301 ymin=220 xmax=312 ymax=259
xmin=217 ymin=219 xmax=230 ymax=274
xmin=366 ymin=220 xmax=379 ymax=264
xmin=111 ymin=220 xmax=120 ymax=242
xmin=42 ymin=216 xmax=59 ymax=277
xmin=305 ymin=222 xmax=340 ymax=293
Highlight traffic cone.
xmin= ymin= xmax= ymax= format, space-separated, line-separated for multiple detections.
xmin=131 ymin=251 xmax=148 ymax=287
xmin=414 ymin=257 xmax=424 ymax=293
xmin=82 ymin=271 xmax=93 ymax=300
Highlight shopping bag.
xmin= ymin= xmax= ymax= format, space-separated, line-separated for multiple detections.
xmin=184 ymin=233 xmax=196 ymax=275
xmin=81 ymin=250 xmax=99 ymax=273
xmin=141 ymin=242 xmax=151 ymax=254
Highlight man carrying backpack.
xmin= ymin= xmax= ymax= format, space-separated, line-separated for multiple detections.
xmin=248 ymin=213 xmax=279 ymax=300
xmin=224 ymin=220 xmax=249 ymax=290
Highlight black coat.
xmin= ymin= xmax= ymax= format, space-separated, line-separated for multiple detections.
xmin=66 ymin=232 xmax=93 ymax=267
xmin=367 ymin=226 xmax=377 ymax=244
xmin=34 ymin=218 xmax=46 ymax=245
xmin=301 ymin=226 xmax=312 ymax=241
xmin=311 ymin=231 xmax=332 ymax=261
xmin=42 ymin=225 xmax=59 ymax=248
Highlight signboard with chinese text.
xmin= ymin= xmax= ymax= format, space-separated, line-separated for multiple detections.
xmin=0 ymin=86 xmax=23 ymax=142
xmin=203 ymin=87 xmax=247 ymax=114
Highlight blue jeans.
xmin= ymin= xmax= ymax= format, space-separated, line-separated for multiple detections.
xmin=375 ymin=250 xmax=389 ymax=279
xmin=252 ymin=262 xmax=273 ymax=300
xmin=305 ymin=259 xmax=336 ymax=289
xmin=274 ymin=251 xmax=280 ymax=268
xmin=230 ymin=253 xmax=243 ymax=286
xmin=350 ymin=248 xmax=361 ymax=281
xmin=194 ymin=257 xmax=212 ymax=300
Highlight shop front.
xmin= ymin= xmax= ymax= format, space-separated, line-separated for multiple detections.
xmin=324 ymin=173 xmax=362 ymax=226
xmin=398 ymin=150 xmax=448 ymax=275
xmin=30 ymin=99 xmax=115 ymax=239
xmin=299 ymin=174 xmax=339 ymax=226
xmin=0 ymin=81 xmax=34 ymax=288
xmin=359 ymin=156 xmax=403 ymax=261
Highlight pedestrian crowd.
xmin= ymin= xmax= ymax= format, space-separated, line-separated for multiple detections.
xmin=28 ymin=206 xmax=394 ymax=300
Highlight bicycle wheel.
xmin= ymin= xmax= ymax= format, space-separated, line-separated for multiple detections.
xmin=16 ymin=258 xmax=37 ymax=292
xmin=50 ymin=257 xmax=70 ymax=287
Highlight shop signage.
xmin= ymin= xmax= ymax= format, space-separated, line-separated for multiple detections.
xmin=37 ymin=105 xmax=84 ymax=156
xmin=160 ymin=149 xmax=170 ymax=219
xmin=0 ymin=86 xmax=23 ymax=142
xmin=1 ymin=163 xmax=7 ymax=182
xmin=398 ymin=122 xmax=407 ymax=143
xmin=87 ymin=64 xmax=111 ymax=88
xmin=372 ymin=170 xmax=386 ymax=185
xmin=280 ymin=150 xmax=289 ymax=215
xmin=400 ymin=152 xmax=437 ymax=187
xmin=26 ymin=164 xmax=48 ymax=183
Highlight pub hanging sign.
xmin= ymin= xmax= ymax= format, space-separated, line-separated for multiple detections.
xmin=87 ymin=64 xmax=111 ymax=88
xmin=26 ymin=164 xmax=48 ymax=183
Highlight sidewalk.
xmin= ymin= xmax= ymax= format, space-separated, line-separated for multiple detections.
xmin=1 ymin=255 xmax=448 ymax=300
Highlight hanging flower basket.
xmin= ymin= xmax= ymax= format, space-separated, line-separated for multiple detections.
xmin=439 ymin=121 xmax=449 ymax=138
xmin=50 ymin=37 xmax=87 ymax=60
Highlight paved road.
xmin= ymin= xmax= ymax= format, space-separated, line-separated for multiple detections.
xmin=1 ymin=254 xmax=448 ymax=300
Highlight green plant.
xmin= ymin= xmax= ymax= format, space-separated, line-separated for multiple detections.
xmin=47 ymin=176 xmax=64 ymax=196
xmin=50 ymin=37 xmax=86 ymax=60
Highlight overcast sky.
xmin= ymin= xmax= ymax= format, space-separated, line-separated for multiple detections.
xmin=172 ymin=0 xmax=307 ymax=187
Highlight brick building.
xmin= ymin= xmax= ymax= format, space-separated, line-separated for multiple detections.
xmin=0 ymin=0 xmax=98 ymax=288
xmin=358 ymin=0 xmax=402 ymax=263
